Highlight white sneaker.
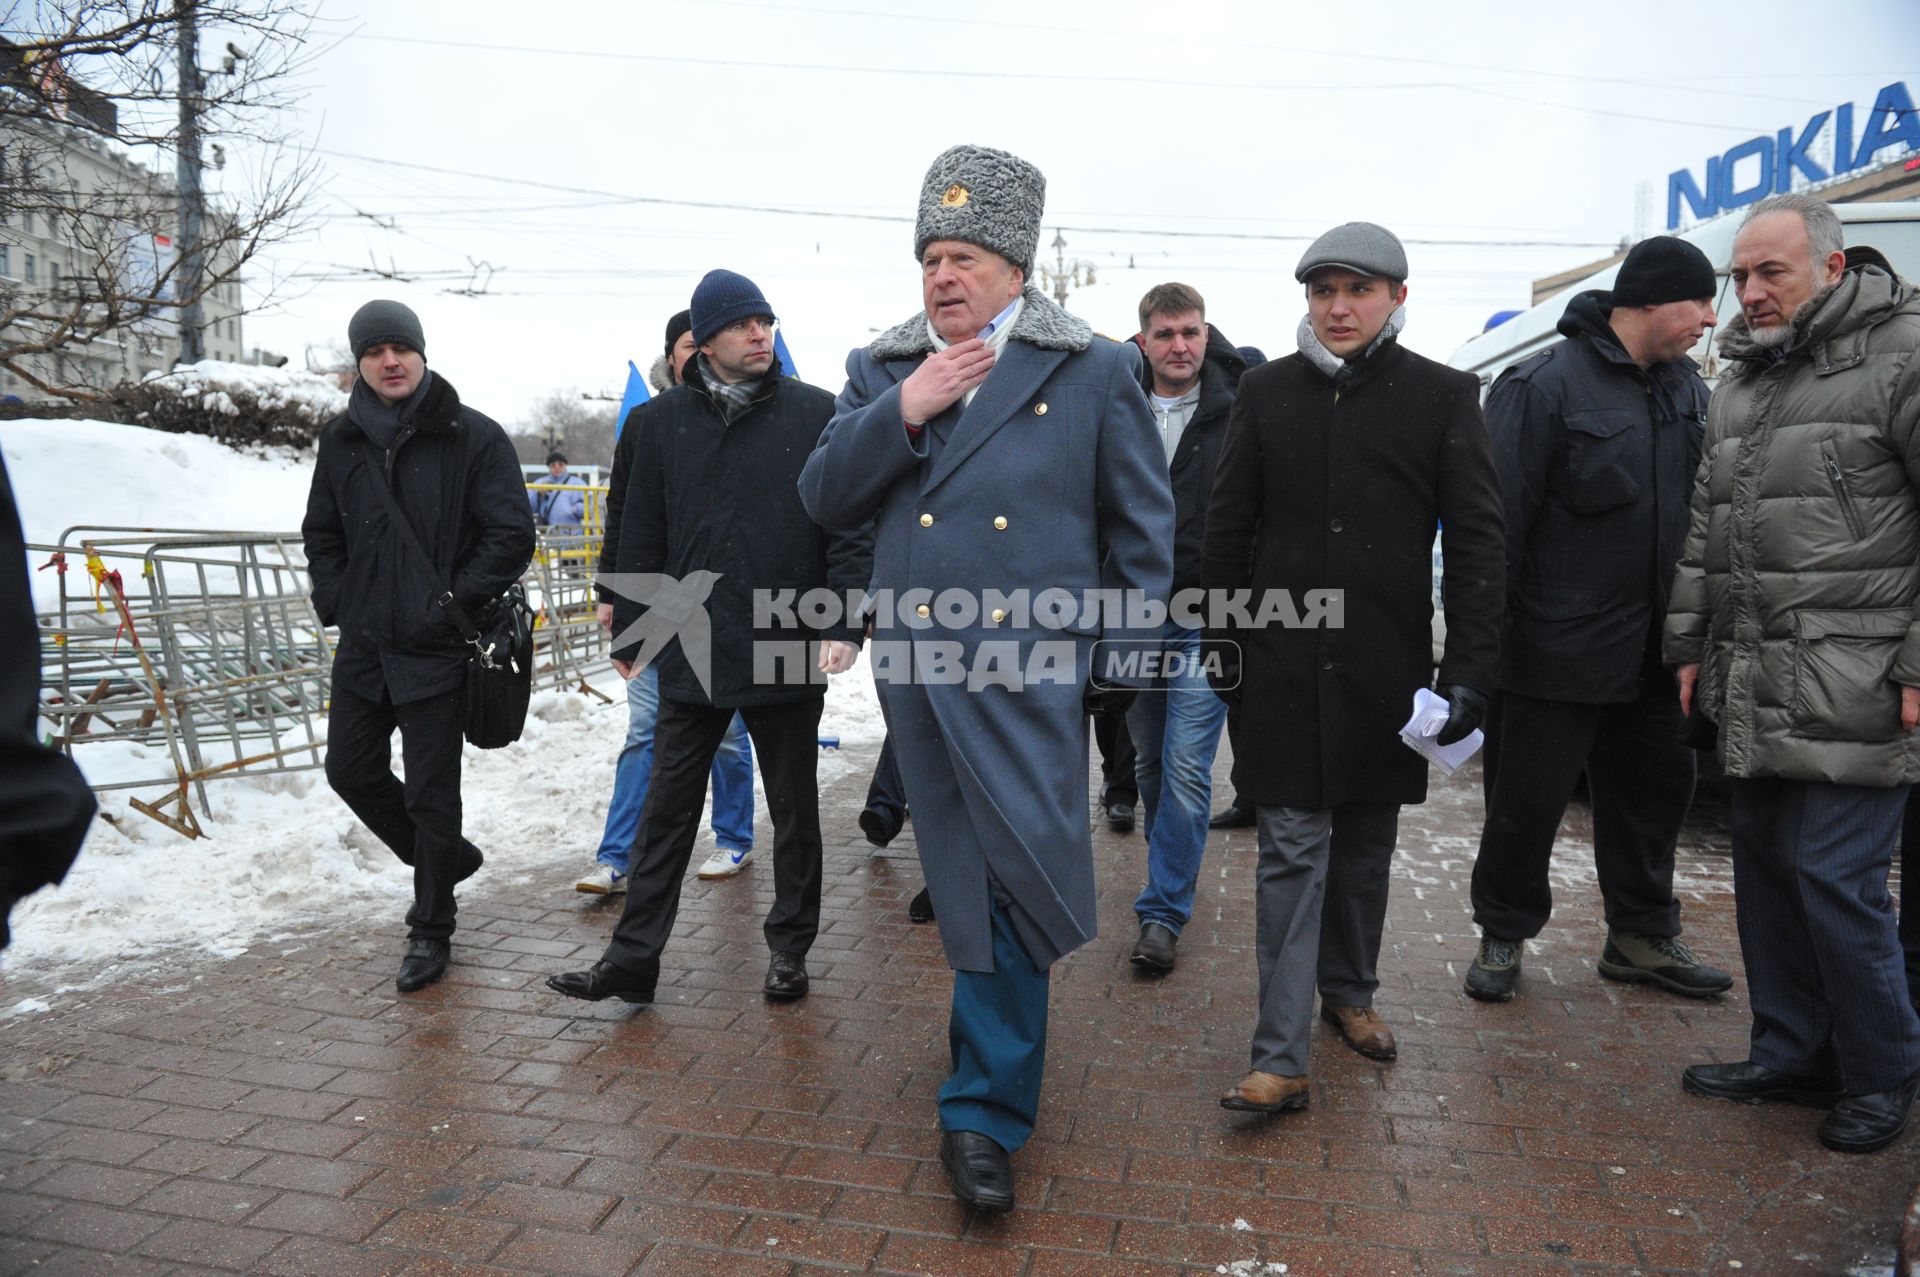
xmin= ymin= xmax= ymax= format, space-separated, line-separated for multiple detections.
xmin=697 ymin=846 xmax=754 ymax=879
xmin=574 ymin=864 xmax=628 ymax=895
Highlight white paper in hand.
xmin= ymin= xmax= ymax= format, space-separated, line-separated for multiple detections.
xmin=1398 ymin=687 xmax=1484 ymax=775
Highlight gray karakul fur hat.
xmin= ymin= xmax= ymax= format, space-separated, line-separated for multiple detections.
xmin=914 ymin=144 xmax=1046 ymax=274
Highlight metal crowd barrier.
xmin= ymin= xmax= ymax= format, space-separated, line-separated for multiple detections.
xmin=34 ymin=482 xmax=617 ymax=838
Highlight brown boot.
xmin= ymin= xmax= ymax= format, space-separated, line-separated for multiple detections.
xmin=1321 ymin=1004 xmax=1397 ymax=1060
xmin=1219 ymin=1071 xmax=1310 ymax=1114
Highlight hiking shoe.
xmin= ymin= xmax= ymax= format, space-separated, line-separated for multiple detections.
xmin=574 ymin=863 xmax=628 ymax=895
xmin=697 ymin=845 xmax=754 ymax=879
xmin=1465 ymin=936 xmax=1521 ymax=1002
xmin=1598 ymin=931 xmax=1734 ymax=998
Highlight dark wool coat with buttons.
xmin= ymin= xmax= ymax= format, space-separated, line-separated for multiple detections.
xmin=1664 ymin=266 xmax=1920 ymax=786
xmin=1489 ymin=290 xmax=1707 ymax=703
xmin=1203 ymin=337 xmax=1504 ymax=811
xmin=799 ymin=287 xmax=1173 ymax=973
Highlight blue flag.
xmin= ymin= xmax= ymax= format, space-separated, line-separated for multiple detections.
xmin=613 ymin=360 xmax=650 ymax=440
xmin=774 ymin=330 xmax=800 ymax=382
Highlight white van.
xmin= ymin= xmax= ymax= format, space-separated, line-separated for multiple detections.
xmin=1430 ymin=201 xmax=1920 ymax=663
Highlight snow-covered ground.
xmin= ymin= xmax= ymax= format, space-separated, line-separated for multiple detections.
xmin=2 ymin=415 xmax=885 ymax=986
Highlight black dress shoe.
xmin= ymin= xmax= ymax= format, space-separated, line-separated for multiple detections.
xmin=1818 ymin=1070 xmax=1920 ymax=1154
xmin=1105 ymin=801 xmax=1135 ymax=833
xmin=939 ymin=1129 xmax=1014 ymax=1212
xmin=764 ymin=951 xmax=809 ymax=1001
xmin=545 ymin=958 xmax=657 ymax=1004
xmin=1208 ymin=803 xmax=1256 ymax=830
xmin=908 ymin=886 xmax=936 ymax=924
xmin=396 ymin=938 xmax=449 ymax=993
xmin=1130 ymin=921 xmax=1177 ymax=973
xmin=1681 ymin=1059 xmax=1844 ymax=1107
xmin=858 ymin=808 xmax=902 ymax=848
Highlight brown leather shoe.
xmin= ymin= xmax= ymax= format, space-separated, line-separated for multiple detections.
xmin=1220 ymin=1071 xmax=1310 ymax=1113
xmin=1321 ymin=1004 xmax=1397 ymax=1060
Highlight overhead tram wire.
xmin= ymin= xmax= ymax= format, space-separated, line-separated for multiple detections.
xmin=316 ymin=149 xmax=1624 ymax=252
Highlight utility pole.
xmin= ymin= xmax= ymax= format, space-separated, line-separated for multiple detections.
xmin=174 ymin=0 xmax=206 ymax=365
xmin=1036 ymin=229 xmax=1097 ymax=307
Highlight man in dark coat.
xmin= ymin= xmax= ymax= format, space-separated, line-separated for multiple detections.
xmin=1205 ymin=222 xmax=1503 ymax=1114
xmin=1124 ymin=282 xmax=1246 ymax=974
xmin=1465 ymin=236 xmax=1732 ymax=1005
xmin=302 ymin=300 xmax=535 ymax=993
xmin=799 ymin=145 xmax=1172 ymax=1213
xmin=0 ymin=453 xmax=96 ymax=950
xmin=548 ymin=270 xmax=870 ymax=1008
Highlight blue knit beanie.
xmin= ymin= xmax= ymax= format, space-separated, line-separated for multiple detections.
xmin=690 ymin=270 xmax=776 ymax=346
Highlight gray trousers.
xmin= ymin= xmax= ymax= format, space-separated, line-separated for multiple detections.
xmin=1251 ymin=802 xmax=1400 ymax=1076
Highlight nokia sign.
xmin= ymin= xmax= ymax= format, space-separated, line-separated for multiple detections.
xmin=1667 ymin=80 xmax=1920 ymax=230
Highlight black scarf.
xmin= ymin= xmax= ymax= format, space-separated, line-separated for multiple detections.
xmin=347 ymin=368 xmax=436 ymax=450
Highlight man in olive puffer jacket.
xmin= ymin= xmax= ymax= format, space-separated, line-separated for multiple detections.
xmin=1665 ymin=193 xmax=1920 ymax=1155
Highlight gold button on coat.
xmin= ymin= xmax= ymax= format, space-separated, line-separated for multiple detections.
xmin=919 ymin=513 xmax=934 ymax=527
xmin=1034 ymin=402 xmax=1048 ymax=416
xmin=991 ymin=608 xmax=1007 ymax=623
xmin=993 ymin=516 xmax=1008 ymax=530
xmin=915 ymin=604 xmax=931 ymax=618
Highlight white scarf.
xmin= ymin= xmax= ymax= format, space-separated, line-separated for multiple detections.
xmin=929 ymin=296 xmax=1023 ymax=408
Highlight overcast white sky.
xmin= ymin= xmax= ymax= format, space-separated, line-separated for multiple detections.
xmin=216 ymin=0 xmax=1918 ymax=434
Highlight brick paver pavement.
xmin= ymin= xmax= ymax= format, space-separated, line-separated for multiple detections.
xmin=1 ymin=743 xmax=1913 ymax=1275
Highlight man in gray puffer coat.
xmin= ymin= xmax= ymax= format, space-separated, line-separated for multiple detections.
xmin=1666 ymin=193 xmax=1920 ymax=1155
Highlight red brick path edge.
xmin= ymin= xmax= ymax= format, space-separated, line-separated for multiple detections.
xmin=1 ymin=745 xmax=1913 ymax=1276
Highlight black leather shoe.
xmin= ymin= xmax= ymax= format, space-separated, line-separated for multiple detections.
xmin=1106 ymin=801 xmax=1135 ymax=833
xmin=1208 ymin=803 xmax=1256 ymax=830
xmin=908 ymin=886 xmax=936 ymax=924
xmin=1818 ymin=1071 xmax=1920 ymax=1154
xmin=396 ymin=939 xmax=449 ymax=993
xmin=1681 ymin=1060 xmax=1844 ymax=1107
xmin=764 ymin=951 xmax=809 ymax=1001
xmin=1130 ymin=921 xmax=1177 ymax=974
xmin=858 ymin=808 xmax=901 ymax=848
xmin=545 ymin=958 xmax=657 ymax=1004
xmin=939 ymin=1129 xmax=1014 ymax=1213
xmin=455 ymin=842 xmax=484 ymax=884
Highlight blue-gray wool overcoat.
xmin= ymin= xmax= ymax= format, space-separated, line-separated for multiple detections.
xmin=799 ymin=288 xmax=1173 ymax=972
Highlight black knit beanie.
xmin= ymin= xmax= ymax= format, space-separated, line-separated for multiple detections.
xmin=1611 ymin=237 xmax=1717 ymax=308
xmin=348 ymin=299 xmax=426 ymax=360
xmin=663 ymin=309 xmax=692 ymax=359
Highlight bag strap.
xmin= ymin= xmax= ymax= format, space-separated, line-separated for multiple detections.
xmin=367 ymin=452 xmax=483 ymax=647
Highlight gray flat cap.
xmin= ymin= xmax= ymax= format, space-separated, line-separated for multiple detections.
xmin=914 ymin=144 xmax=1045 ymax=274
xmin=1295 ymin=222 xmax=1408 ymax=283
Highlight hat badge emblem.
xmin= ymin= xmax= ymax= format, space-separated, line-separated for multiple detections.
xmin=940 ymin=183 xmax=970 ymax=208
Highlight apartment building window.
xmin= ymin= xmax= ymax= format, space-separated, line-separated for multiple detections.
xmin=49 ymin=262 xmax=59 ymax=293
xmin=25 ymin=253 xmax=36 ymax=284
xmin=0 ymin=245 xmax=9 ymax=276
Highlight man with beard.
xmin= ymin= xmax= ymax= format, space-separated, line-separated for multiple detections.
xmin=1204 ymin=222 xmax=1503 ymax=1113
xmin=799 ymin=145 xmax=1171 ymax=1212
xmin=1669 ymin=193 xmax=1920 ymax=1154
xmin=303 ymin=300 xmax=535 ymax=992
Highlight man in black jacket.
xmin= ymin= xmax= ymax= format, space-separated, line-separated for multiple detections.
xmin=548 ymin=270 xmax=870 ymax=1006
xmin=1124 ymin=283 xmax=1245 ymax=974
xmin=303 ymin=300 xmax=535 ymax=993
xmin=1206 ymin=222 xmax=1505 ymax=1112
xmin=1465 ymin=237 xmax=1733 ymax=1004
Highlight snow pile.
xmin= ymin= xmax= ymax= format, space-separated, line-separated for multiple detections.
xmin=141 ymin=359 xmax=347 ymax=424
xmin=3 ymin=417 xmax=888 ymax=980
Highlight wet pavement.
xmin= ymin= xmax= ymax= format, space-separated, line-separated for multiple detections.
xmin=0 ymin=743 xmax=1913 ymax=1276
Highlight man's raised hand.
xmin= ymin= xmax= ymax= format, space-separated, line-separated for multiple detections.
xmin=899 ymin=338 xmax=995 ymax=425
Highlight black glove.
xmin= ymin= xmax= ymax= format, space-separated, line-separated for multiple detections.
xmin=1434 ymin=684 xmax=1487 ymax=746
xmin=1206 ymin=646 xmax=1243 ymax=711
xmin=1084 ymin=681 xmax=1136 ymax=718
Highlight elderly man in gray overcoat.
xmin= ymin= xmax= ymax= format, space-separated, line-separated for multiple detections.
xmin=800 ymin=144 xmax=1172 ymax=1214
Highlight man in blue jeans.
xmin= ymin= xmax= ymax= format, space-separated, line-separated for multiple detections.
xmin=579 ymin=310 xmax=755 ymax=893
xmin=1126 ymin=284 xmax=1245 ymax=974
xmin=576 ymin=664 xmax=754 ymax=893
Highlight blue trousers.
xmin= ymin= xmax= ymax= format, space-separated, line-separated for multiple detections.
xmin=939 ymin=895 xmax=1049 ymax=1152
xmin=1127 ymin=624 xmax=1228 ymax=933
xmin=593 ymin=665 xmax=753 ymax=869
xmin=1731 ymin=777 xmax=1920 ymax=1094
